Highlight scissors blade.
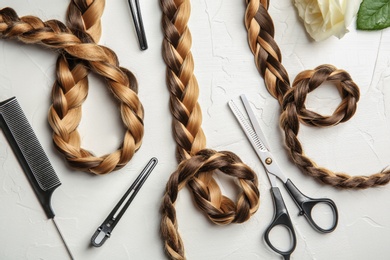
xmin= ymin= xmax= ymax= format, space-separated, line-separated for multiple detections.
xmin=228 ymin=99 xmax=267 ymax=153
xmin=228 ymin=95 xmax=287 ymax=185
xmin=240 ymin=94 xmax=271 ymax=151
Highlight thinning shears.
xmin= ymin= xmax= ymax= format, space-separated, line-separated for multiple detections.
xmin=228 ymin=94 xmax=338 ymax=260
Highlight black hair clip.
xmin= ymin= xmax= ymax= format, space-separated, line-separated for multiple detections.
xmin=91 ymin=157 xmax=158 ymax=247
xmin=128 ymin=0 xmax=148 ymax=50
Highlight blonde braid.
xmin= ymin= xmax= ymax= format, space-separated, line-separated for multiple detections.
xmin=0 ymin=3 xmax=144 ymax=174
xmin=66 ymin=0 xmax=104 ymax=42
xmin=245 ymin=0 xmax=390 ymax=188
xmin=160 ymin=0 xmax=260 ymax=259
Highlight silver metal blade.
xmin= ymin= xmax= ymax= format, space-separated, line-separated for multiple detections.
xmin=228 ymin=100 xmax=267 ymax=152
xmin=240 ymin=94 xmax=271 ymax=152
xmin=229 ymin=96 xmax=288 ymax=185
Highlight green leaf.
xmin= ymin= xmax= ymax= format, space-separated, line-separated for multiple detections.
xmin=357 ymin=0 xmax=390 ymax=30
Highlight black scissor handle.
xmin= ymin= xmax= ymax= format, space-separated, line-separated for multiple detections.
xmin=265 ymin=187 xmax=296 ymax=260
xmin=285 ymin=179 xmax=338 ymax=233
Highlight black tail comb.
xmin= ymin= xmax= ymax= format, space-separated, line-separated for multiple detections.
xmin=0 ymin=97 xmax=74 ymax=259
xmin=0 ymin=97 xmax=61 ymax=218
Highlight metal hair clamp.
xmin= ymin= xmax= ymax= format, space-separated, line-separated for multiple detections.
xmin=91 ymin=157 xmax=158 ymax=247
xmin=127 ymin=0 xmax=148 ymax=50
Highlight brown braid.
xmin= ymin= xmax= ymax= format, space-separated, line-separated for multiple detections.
xmin=160 ymin=0 xmax=260 ymax=259
xmin=0 ymin=1 xmax=144 ymax=174
xmin=245 ymin=0 xmax=390 ymax=188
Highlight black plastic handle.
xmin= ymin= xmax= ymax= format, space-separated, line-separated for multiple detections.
xmin=264 ymin=187 xmax=296 ymax=259
xmin=284 ymin=179 xmax=338 ymax=233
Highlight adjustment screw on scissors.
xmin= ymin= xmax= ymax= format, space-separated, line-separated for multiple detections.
xmin=265 ymin=157 xmax=272 ymax=165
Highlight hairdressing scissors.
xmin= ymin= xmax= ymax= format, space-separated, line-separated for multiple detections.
xmin=228 ymin=94 xmax=338 ymax=260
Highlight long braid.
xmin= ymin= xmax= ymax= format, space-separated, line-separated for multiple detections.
xmin=0 ymin=2 xmax=144 ymax=174
xmin=245 ymin=0 xmax=390 ymax=188
xmin=161 ymin=0 xmax=205 ymax=162
xmin=160 ymin=0 xmax=260 ymax=258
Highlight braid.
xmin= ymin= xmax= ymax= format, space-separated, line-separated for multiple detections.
xmin=66 ymin=0 xmax=104 ymax=42
xmin=245 ymin=0 xmax=290 ymax=105
xmin=0 ymin=1 xmax=144 ymax=174
xmin=245 ymin=0 xmax=390 ymax=188
xmin=160 ymin=0 xmax=260 ymax=258
xmin=161 ymin=0 xmax=205 ymax=162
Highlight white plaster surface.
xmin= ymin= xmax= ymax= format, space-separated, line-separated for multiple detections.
xmin=1 ymin=1 xmax=390 ymax=259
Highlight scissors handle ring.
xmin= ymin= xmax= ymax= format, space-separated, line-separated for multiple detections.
xmin=285 ymin=179 xmax=338 ymax=233
xmin=264 ymin=187 xmax=297 ymax=258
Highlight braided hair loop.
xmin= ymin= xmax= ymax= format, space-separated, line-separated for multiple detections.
xmin=245 ymin=0 xmax=390 ymax=188
xmin=0 ymin=1 xmax=144 ymax=174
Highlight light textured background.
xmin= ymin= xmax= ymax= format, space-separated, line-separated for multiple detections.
xmin=1 ymin=1 xmax=390 ymax=259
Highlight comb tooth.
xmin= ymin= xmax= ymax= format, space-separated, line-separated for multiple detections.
xmin=0 ymin=98 xmax=61 ymax=191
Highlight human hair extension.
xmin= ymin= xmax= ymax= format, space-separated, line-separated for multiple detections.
xmin=244 ymin=0 xmax=390 ymax=188
xmin=0 ymin=0 xmax=144 ymax=174
xmin=159 ymin=0 xmax=260 ymax=259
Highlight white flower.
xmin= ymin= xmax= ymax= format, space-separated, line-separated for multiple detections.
xmin=294 ymin=0 xmax=362 ymax=41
